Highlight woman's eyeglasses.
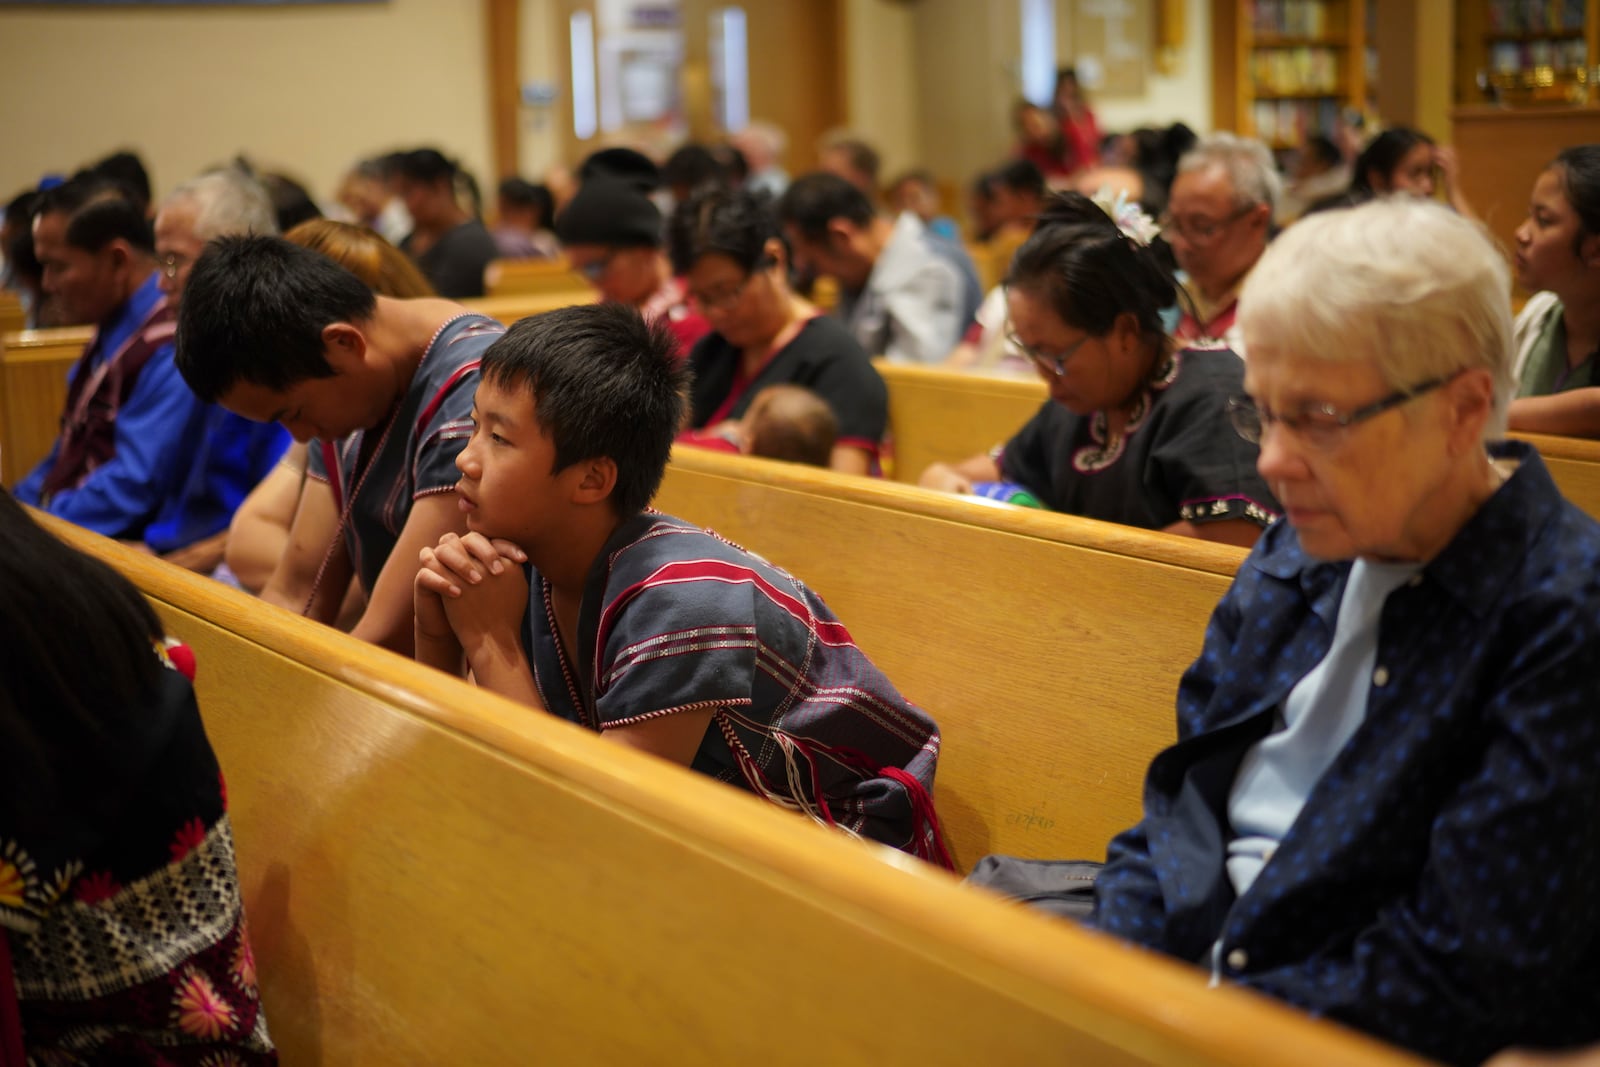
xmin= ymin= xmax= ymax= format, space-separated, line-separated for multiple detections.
xmin=1006 ymin=330 xmax=1093 ymax=377
xmin=1227 ymin=373 xmax=1457 ymax=450
xmin=689 ymin=255 xmax=776 ymax=313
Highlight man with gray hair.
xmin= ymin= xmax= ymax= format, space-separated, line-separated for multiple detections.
xmin=731 ymin=120 xmax=789 ymax=198
xmin=1164 ymin=133 xmax=1280 ymax=350
xmin=154 ymin=168 xmax=276 ymax=301
xmin=143 ymin=168 xmax=288 ymax=573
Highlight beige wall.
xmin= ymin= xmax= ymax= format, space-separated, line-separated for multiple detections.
xmin=1061 ymin=0 xmax=1214 ymax=135
xmin=0 ymin=0 xmax=491 ymax=207
xmin=846 ymin=0 xmax=1217 ymax=196
xmin=910 ymin=0 xmax=1016 ymax=188
xmin=842 ymin=0 xmax=920 ymax=181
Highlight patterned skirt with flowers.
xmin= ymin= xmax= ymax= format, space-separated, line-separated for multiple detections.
xmin=0 ymin=646 xmax=275 ymax=1064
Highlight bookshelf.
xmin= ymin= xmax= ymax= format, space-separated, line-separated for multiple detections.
xmin=1455 ymin=0 xmax=1599 ymax=106
xmin=1211 ymin=0 xmax=1370 ymax=150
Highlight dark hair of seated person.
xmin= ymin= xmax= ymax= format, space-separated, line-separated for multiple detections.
xmin=34 ymin=176 xmax=153 ymax=255
xmin=1007 ymin=190 xmax=1178 ymax=348
xmin=175 ymin=233 xmax=376 ymax=402
xmin=0 ymin=488 xmax=165 ymax=824
xmin=776 ymin=172 xmax=876 ymax=243
xmin=479 ymin=302 xmax=689 ymax=518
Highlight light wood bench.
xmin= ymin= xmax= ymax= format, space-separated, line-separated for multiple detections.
xmin=876 ymin=359 xmax=1042 ymax=485
xmin=483 ymin=256 xmax=590 ymax=297
xmin=1511 ymin=431 xmax=1600 ymax=522
xmin=656 ymin=446 xmax=1246 ymax=870
xmin=41 ymin=515 xmax=1426 ymax=1067
xmin=1 ymin=326 xmax=89 ymax=486
xmin=876 ymin=360 xmax=1600 ymax=523
xmin=460 ymin=289 xmax=596 ymax=325
xmin=0 ymin=293 xmax=25 ymax=336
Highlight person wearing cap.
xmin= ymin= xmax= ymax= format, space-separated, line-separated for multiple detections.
xmin=554 ymin=176 xmax=709 ymax=358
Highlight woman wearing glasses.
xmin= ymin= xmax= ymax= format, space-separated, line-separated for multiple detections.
xmin=1088 ymin=198 xmax=1600 ymax=1064
xmin=668 ymin=186 xmax=888 ymax=476
xmin=919 ymin=191 xmax=1276 ymax=548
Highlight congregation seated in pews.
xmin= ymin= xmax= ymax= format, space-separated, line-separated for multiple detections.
xmin=10 ymin=115 xmax=1600 ymax=1067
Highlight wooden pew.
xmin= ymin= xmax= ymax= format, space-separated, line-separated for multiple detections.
xmin=0 ymin=292 xmax=25 ymax=336
xmin=876 ymin=358 xmax=1044 ymax=485
xmin=483 ymin=256 xmax=589 ymax=297
xmin=460 ymin=288 xmax=595 ymax=325
xmin=656 ymin=446 xmax=1246 ymax=870
xmin=1511 ymin=431 xmax=1600 ymax=523
xmin=0 ymin=326 xmax=88 ymax=486
xmin=41 ymin=515 xmax=1425 ymax=1067
xmin=877 ymin=360 xmax=1600 ymax=524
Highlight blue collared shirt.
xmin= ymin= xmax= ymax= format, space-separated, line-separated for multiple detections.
xmin=14 ymin=274 xmax=205 ymax=540
xmin=1090 ymin=441 xmax=1600 ymax=1065
xmin=142 ymin=410 xmax=290 ymax=555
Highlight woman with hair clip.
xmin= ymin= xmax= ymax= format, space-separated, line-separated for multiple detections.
xmin=919 ymin=191 xmax=1278 ymax=548
xmin=0 ymin=490 xmax=275 ymax=1063
xmin=1506 ymin=144 xmax=1600 ymax=438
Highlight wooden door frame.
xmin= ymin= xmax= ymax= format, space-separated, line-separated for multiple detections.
xmin=487 ymin=0 xmax=521 ymax=181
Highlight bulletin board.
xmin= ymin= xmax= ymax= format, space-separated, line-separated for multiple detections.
xmin=1068 ymin=0 xmax=1151 ymax=98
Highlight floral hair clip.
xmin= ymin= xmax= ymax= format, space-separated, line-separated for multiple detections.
xmin=1090 ymin=186 xmax=1161 ymax=247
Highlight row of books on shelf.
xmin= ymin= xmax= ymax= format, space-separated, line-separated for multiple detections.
xmin=1251 ymin=47 xmax=1341 ymax=94
xmin=1490 ymin=38 xmax=1591 ymax=72
xmin=1485 ymin=0 xmax=1586 ymax=34
xmin=1252 ymin=99 xmax=1341 ymax=147
xmin=1250 ymin=0 xmax=1333 ymax=39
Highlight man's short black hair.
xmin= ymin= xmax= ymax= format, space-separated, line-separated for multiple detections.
xmin=85 ymin=150 xmax=152 ymax=215
xmin=992 ymin=158 xmax=1046 ymax=198
xmin=776 ymin=173 xmax=876 ymax=243
xmin=175 ymin=234 xmax=377 ymax=402
xmin=498 ymin=178 xmax=555 ymax=228
xmin=480 ymin=303 xmax=688 ymax=518
xmin=394 ymin=148 xmax=458 ymax=186
xmin=34 ymin=177 xmax=154 ymax=255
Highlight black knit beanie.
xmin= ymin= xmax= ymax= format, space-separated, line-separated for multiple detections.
xmin=554 ymin=178 xmax=663 ymax=247
xmin=577 ymin=147 xmax=661 ymax=190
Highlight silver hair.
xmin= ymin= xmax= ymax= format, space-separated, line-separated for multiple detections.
xmin=1238 ymin=197 xmax=1514 ymax=437
xmin=1177 ymin=133 xmax=1282 ymax=213
xmin=164 ymin=168 xmax=278 ymax=241
xmin=738 ymin=120 xmax=788 ymax=159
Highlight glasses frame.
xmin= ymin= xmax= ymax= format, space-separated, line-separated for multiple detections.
xmin=1158 ymin=203 xmax=1256 ymax=244
xmin=689 ymin=254 xmax=776 ymax=313
xmin=575 ymin=250 xmax=617 ymax=282
xmin=156 ymin=252 xmax=189 ymax=280
xmin=1228 ymin=372 xmax=1459 ymax=450
xmin=1005 ymin=328 xmax=1094 ymax=377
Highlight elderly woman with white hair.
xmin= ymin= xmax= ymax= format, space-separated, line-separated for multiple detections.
xmin=1086 ymin=198 xmax=1600 ymax=1065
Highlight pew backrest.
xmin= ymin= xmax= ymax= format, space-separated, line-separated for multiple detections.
xmin=875 ymin=360 xmax=1600 ymax=523
xmin=43 ymin=515 xmax=1426 ymax=1067
xmin=483 ymin=256 xmax=590 ymax=297
xmin=0 ymin=293 xmax=25 ymax=336
xmin=1 ymin=327 xmax=89 ymax=486
xmin=656 ymin=446 xmax=1247 ymax=869
xmin=461 ymin=289 xmax=596 ymax=325
xmin=1511 ymin=431 xmax=1600 ymax=522
xmin=876 ymin=358 xmax=1045 ymax=483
